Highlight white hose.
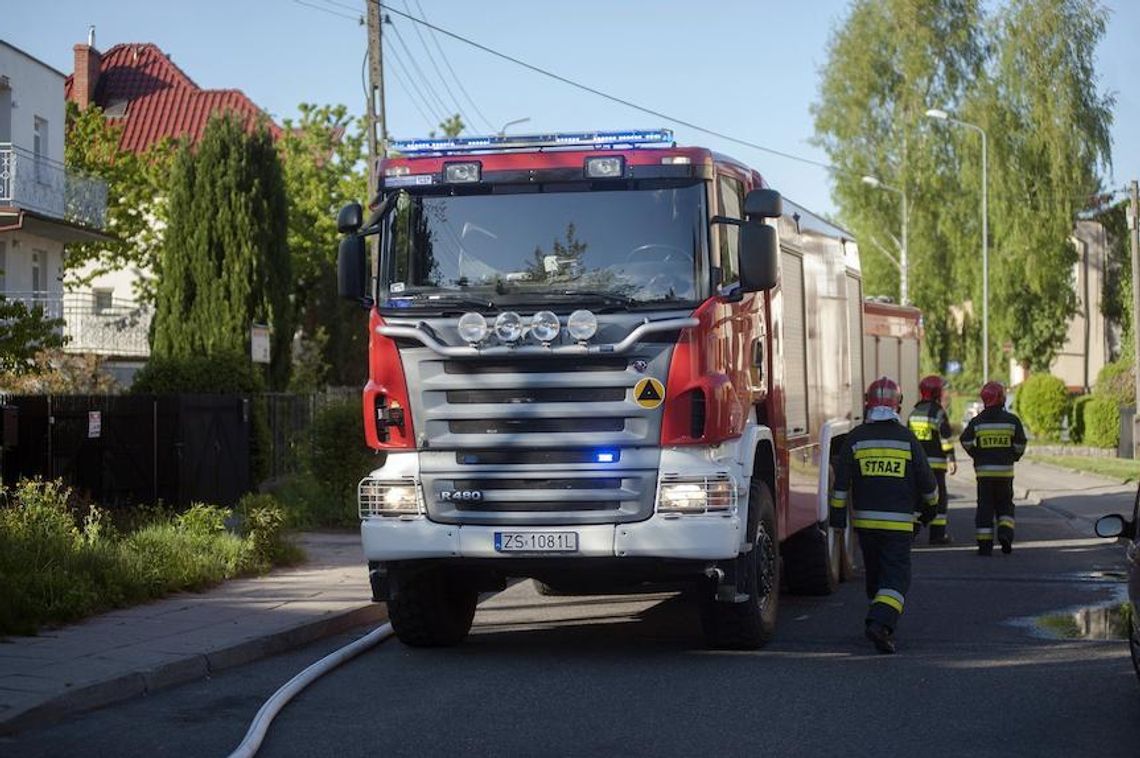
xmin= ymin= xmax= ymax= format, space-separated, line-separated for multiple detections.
xmin=227 ymin=622 xmax=394 ymax=758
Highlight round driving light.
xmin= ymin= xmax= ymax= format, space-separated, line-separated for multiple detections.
xmin=457 ymin=312 xmax=488 ymax=344
xmin=530 ymin=311 xmax=560 ymax=343
xmin=567 ymin=309 xmax=598 ymax=341
xmin=494 ymin=311 xmax=523 ymax=343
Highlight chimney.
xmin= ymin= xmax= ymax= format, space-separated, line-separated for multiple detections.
xmin=72 ymin=27 xmax=102 ymax=110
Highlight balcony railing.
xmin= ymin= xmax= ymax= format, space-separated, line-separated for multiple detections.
xmin=2 ymin=291 xmax=152 ymax=358
xmin=0 ymin=144 xmax=108 ymax=229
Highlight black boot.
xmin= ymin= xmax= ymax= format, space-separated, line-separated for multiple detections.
xmin=1000 ymin=538 xmax=1012 ymax=554
xmin=865 ymin=622 xmax=896 ymax=654
xmin=977 ymin=542 xmax=993 ymax=556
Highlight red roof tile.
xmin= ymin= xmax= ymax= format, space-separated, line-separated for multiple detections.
xmin=65 ymin=43 xmax=279 ymax=154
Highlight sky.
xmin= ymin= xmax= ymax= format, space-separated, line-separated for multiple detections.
xmin=5 ymin=0 xmax=1139 ymax=217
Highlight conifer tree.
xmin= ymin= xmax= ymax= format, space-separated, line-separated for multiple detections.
xmin=152 ymin=114 xmax=292 ymax=388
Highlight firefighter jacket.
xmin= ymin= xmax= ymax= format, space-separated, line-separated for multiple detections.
xmin=829 ymin=418 xmax=939 ymax=532
xmin=959 ymin=406 xmax=1027 ymax=478
xmin=908 ymin=400 xmax=956 ymax=472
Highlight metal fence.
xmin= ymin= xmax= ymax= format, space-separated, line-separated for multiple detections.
xmin=262 ymin=389 xmax=358 ymax=482
xmin=0 ymin=143 xmax=108 ymax=229
xmin=3 ymin=291 xmax=152 ymax=358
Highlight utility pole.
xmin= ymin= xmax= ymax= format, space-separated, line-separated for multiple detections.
xmin=1129 ymin=180 xmax=1140 ymax=458
xmin=366 ymin=1 xmax=388 ymax=199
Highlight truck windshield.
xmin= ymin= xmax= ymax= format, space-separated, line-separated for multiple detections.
xmin=381 ymin=181 xmax=705 ymax=308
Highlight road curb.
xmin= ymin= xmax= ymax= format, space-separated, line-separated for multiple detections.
xmin=0 ymin=603 xmax=387 ymax=737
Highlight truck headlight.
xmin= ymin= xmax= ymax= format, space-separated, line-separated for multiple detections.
xmin=359 ymin=478 xmax=423 ymax=517
xmin=657 ymin=475 xmax=737 ymax=514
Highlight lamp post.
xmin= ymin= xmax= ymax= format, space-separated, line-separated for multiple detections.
xmin=497 ymin=117 xmax=530 ymax=136
xmin=926 ymin=107 xmax=989 ymax=381
xmin=862 ymin=175 xmax=909 ymax=305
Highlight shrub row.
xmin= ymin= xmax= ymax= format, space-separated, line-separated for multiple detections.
xmin=0 ymin=480 xmax=301 ymax=636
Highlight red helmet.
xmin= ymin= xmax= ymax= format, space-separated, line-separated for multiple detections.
xmin=865 ymin=376 xmax=902 ymax=410
xmin=919 ymin=375 xmax=945 ymax=402
xmin=980 ymin=381 xmax=1005 ymax=409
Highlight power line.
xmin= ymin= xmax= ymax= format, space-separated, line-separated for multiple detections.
xmin=296 ymin=0 xmax=360 ymax=22
xmin=374 ymin=1 xmax=837 ymax=172
xmin=385 ymin=54 xmax=437 ymax=131
xmin=412 ymin=0 xmax=497 ymax=134
xmin=401 ymin=0 xmax=473 ymax=132
xmin=388 ymin=19 xmax=452 ymax=121
xmin=386 ymin=42 xmax=444 ymax=124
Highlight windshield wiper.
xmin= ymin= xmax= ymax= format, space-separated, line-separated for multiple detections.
xmin=552 ymin=290 xmax=639 ymax=310
xmin=384 ymin=293 xmax=495 ymax=310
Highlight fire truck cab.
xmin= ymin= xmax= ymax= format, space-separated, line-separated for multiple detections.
xmin=336 ymin=129 xmax=867 ymax=649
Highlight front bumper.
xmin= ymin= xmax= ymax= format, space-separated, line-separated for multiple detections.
xmin=360 ymin=512 xmax=741 ymax=562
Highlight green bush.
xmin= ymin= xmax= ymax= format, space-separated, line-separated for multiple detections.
xmin=1083 ymin=395 xmax=1120 ymax=449
xmin=1069 ymin=395 xmax=1094 ymax=443
xmin=0 ymin=479 xmax=300 ymax=636
xmin=1095 ymin=358 xmax=1134 ymax=407
xmin=277 ymin=400 xmax=375 ymax=528
xmin=1016 ymin=374 xmax=1070 ymax=440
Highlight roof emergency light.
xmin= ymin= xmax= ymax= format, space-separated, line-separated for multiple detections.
xmin=391 ymin=129 xmax=674 ymax=156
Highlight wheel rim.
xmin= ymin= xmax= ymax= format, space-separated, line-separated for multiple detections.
xmin=756 ymin=521 xmax=777 ymax=612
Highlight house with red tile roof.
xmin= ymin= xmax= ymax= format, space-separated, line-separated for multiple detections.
xmin=66 ymin=40 xmax=279 ymax=152
xmin=60 ymin=35 xmax=279 ymax=378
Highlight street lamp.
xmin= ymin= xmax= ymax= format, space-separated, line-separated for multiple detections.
xmin=862 ymin=175 xmax=909 ymax=305
xmin=497 ymin=117 xmax=530 ymax=136
xmin=926 ymin=107 xmax=989 ymax=381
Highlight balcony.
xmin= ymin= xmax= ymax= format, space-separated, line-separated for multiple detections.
xmin=2 ymin=291 xmax=152 ymax=358
xmin=0 ymin=143 xmax=108 ymax=230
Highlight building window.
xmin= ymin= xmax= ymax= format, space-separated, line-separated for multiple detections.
xmin=32 ymin=249 xmax=43 ymax=294
xmin=33 ymin=117 xmax=48 ymax=183
xmin=94 ymin=288 xmax=114 ymax=314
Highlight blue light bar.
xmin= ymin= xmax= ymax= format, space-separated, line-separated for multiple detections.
xmin=391 ymin=129 xmax=674 ymax=156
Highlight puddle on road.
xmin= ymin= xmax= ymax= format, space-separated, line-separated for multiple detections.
xmin=1033 ymin=602 xmax=1133 ymax=640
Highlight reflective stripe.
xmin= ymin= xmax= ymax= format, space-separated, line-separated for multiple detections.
xmin=853 ymin=510 xmax=915 ymax=523
xmin=873 ymin=589 xmax=905 ymax=613
xmin=829 ymin=497 xmax=847 ymax=509
xmin=927 ymin=455 xmax=948 ymax=465
xmin=976 ymin=470 xmax=1015 ymax=478
xmin=853 ymin=447 xmax=913 ymax=461
xmin=977 ymin=527 xmax=994 ymax=541
xmin=852 ymin=439 xmax=912 ymax=452
xmin=975 ymin=423 xmax=1016 ymax=432
xmin=853 ymin=519 xmax=916 ymax=532
xmin=998 ymin=517 xmax=1015 ymax=528
xmin=931 ymin=517 xmax=948 ymax=526
xmin=976 ymin=464 xmax=1015 ymax=478
xmin=941 ymin=441 xmax=955 ymax=452
xmin=923 ymin=489 xmax=939 ymax=505
xmin=930 ymin=461 xmax=949 ymax=471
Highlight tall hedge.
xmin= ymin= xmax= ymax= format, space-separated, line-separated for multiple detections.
xmin=1016 ymin=374 xmax=1069 ymax=440
xmin=1082 ymin=395 xmax=1120 ymax=449
xmin=152 ymin=114 xmax=293 ymax=389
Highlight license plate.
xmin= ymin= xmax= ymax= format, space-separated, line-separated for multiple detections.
xmin=494 ymin=531 xmax=579 ymax=553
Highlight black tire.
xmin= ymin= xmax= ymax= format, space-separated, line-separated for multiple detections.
xmin=1130 ymin=625 xmax=1140 ymax=684
xmin=388 ymin=567 xmax=478 ymax=647
xmin=783 ymin=522 xmax=839 ymax=596
xmin=701 ymin=480 xmax=780 ymax=649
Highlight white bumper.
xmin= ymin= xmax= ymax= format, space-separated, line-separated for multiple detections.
xmin=360 ymin=513 xmax=740 ymax=561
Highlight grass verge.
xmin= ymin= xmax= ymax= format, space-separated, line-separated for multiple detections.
xmin=1026 ymin=454 xmax=1140 ymax=483
xmin=0 ymin=480 xmax=303 ymax=636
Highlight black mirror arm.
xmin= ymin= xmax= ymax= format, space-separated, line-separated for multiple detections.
xmin=709 ymin=215 xmax=743 ymax=228
xmin=359 ymin=192 xmax=401 ymax=236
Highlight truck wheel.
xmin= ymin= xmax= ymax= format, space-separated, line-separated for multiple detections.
xmin=388 ymin=567 xmax=478 ymax=647
xmin=783 ymin=522 xmax=839 ymax=595
xmin=701 ymin=480 xmax=779 ymax=649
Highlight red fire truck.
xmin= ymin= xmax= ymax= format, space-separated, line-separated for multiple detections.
xmin=336 ymin=129 xmax=878 ymax=649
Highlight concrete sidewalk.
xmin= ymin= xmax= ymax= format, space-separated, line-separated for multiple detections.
xmin=0 ymin=532 xmax=383 ymax=736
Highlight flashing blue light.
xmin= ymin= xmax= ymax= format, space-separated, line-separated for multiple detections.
xmin=595 ymin=451 xmax=618 ymax=463
xmin=391 ymin=129 xmax=674 ymax=156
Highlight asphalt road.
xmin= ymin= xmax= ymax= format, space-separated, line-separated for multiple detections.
xmin=6 ymin=470 xmax=1140 ymax=758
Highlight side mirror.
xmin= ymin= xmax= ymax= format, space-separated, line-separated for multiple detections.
xmin=338 ymin=235 xmax=368 ymax=302
xmin=744 ymin=188 xmax=782 ymax=220
xmin=337 ymin=202 xmax=364 ymax=234
xmin=1095 ymin=514 xmax=1134 ymax=539
xmin=739 ymin=222 xmax=778 ymax=292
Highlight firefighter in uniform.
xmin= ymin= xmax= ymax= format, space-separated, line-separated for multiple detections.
xmin=830 ymin=376 xmax=939 ymax=654
xmin=960 ymin=381 xmax=1027 ymax=555
xmin=908 ymin=375 xmax=957 ymax=545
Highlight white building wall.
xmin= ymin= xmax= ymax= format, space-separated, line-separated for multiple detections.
xmin=0 ymin=41 xmax=66 ymax=161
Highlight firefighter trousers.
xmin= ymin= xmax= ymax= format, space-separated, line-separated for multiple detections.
xmin=927 ymin=470 xmax=950 ymax=543
xmin=858 ymin=530 xmax=912 ymax=631
xmin=975 ymin=478 xmax=1015 ymax=550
